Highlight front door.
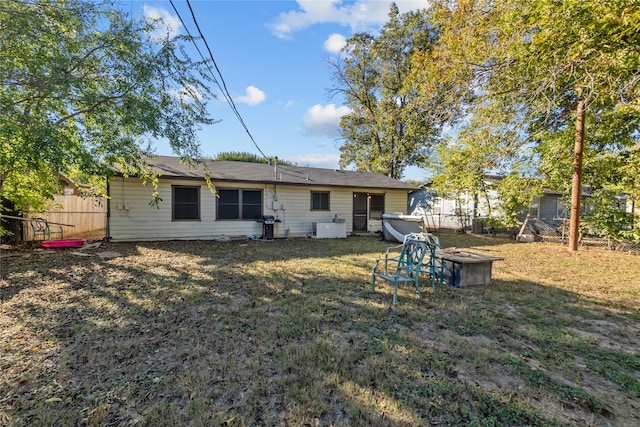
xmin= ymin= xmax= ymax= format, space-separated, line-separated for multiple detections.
xmin=353 ymin=193 xmax=368 ymax=232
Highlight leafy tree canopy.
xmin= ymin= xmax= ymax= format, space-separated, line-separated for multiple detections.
xmin=328 ymin=3 xmax=441 ymax=179
xmin=1 ymin=0 xmax=216 ymax=231
xmin=412 ymin=0 xmax=640 ymax=238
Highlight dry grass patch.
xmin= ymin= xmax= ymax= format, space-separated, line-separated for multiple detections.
xmin=1 ymin=235 xmax=639 ymax=426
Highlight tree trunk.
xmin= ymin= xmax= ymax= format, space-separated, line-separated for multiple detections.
xmin=0 ymin=198 xmax=24 ymax=244
xmin=569 ymin=99 xmax=585 ymax=252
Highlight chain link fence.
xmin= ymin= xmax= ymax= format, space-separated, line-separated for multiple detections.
xmin=523 ymin=218 xmax=640 ymax=253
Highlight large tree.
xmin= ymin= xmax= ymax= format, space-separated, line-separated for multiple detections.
xmin=1 ymin=0 xmax=215 ymax=235
xmin=413 ymin=0 xmax=640 ymax=249
xmin=328 ymin=3 xmax=440 ymax=179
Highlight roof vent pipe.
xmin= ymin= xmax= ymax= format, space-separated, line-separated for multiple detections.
xmin=274 ymin=156 xmax=278 ymax=179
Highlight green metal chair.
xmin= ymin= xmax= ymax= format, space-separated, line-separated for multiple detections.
xmin=421 ymin=239 xmax=445 ymax=291
xmin=384 ymin=232 xmax=440 ymax=265
xmin=372 ymin=240 xmax=428 ymax=304
xmin=30 ymin=217 xmax=63 ymax=241
xmin=403 ymin=232 xmax=441 ymax=249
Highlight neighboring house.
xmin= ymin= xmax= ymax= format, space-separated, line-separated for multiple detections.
xmin=525 ymin=190 xmax=567 ymax=220
xmin=409 ymin=178 xmax=631 ymax=233
xmin=408 ymin=189 xmax=474 ymax=230
xmin=409 ymin=185 xmax=564 ymax=232
xmin=107 ymin=156 xmax=418 ymax=241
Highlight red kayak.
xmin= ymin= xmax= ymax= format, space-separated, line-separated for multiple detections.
xmin=41 ymin=238 xmax=86 ymax=248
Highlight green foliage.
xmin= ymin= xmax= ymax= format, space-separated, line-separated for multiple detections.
xmin=430 ymin=139 xmax=486 ymax=197
xmin=211 ymin=152 xmax=296 ymax=166
xmin=495 ymin=174 xmax=543 ymax=228
xmin=0 ymin=0 xmax=216 ymax=233
xmin=582 ymin=189 xmax=635 ymax=241
xmin=329 ymin=4 xmax=439 ymax=179
xmin=412 ymin=0 xmax=640 ymax=231
xmin=402 ymin=179 xmax=423 ymax=188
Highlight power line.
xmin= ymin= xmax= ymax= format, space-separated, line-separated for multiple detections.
xmin=183 ymin=0 xmax=265 ymax=157
xmin=168 ymin=0 xmax=268 ymax=159
xmin=167 ymin=2 xmax=222 ymax=90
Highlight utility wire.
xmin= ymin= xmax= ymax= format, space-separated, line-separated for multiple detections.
xmin=168 ymin=0 xmax=268 ymax=158
xmin=168 ymin=2 xmax=222 ymax=90
xmin=183 ymin=0 xmax=265 ymax=157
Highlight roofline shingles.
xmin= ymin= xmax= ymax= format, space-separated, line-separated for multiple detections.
xmin=124 ymin=156 xmax=418 ymax=190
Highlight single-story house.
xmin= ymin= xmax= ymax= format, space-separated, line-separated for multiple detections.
xmin=107 ymin=156 xmax=419 ymax=241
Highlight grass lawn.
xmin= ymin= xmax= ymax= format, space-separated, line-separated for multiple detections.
xmin=1 ymin=234 xmax=639 ymax=426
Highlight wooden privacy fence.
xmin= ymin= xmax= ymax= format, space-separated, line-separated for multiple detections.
xmin=25 ymin=194 xmax=106 ymax=240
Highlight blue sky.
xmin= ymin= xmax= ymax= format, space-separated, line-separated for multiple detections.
xmin=128 ymin=0 xmax=428 ymax=181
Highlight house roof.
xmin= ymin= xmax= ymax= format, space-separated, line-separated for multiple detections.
xmin=130 ymin=156 xmax=418 ymax=190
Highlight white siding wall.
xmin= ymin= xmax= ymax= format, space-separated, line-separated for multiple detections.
xmin=108 ymin=177 xmax=410 ymax=241
xmin=432 ymin=195 xmax=475 ymax=229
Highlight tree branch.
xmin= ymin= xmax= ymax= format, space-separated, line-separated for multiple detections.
xmin=53 ymin=90 xmax=130 ymax=127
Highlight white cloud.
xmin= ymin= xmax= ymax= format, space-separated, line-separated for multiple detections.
xmin=284 ymin=153 xmax=341 ymax=169
xmin=324 ymin=33 xmax=347 ymax=53
xmin=236 ymin=86 xmax=266 ymax=106
xmin=143 ymin=5 xmax=182 ymax=40
xmin=302 ymin=104 xmax=351 ymax=137
xmin=269 ymin=0 xmax=427 ymax=39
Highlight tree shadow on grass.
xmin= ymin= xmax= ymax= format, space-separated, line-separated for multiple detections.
xmin=1 ymin=238 xmax=638 ymax=426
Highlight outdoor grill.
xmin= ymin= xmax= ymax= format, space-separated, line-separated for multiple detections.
xmin=260 ymin=215 xmax=276 ymax=240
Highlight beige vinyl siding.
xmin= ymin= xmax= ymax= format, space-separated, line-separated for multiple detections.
xmin=109 ymin=177 xmax=267 ymax=241
xmin=375 ymin=189 xmax=411 ymax=233
xmin=109 ymin=177 xmax=411 ymax=241
xmin=384 ymin=190 xmax=410 ymax=215
xmin=264 ymin=185 xmax=409 ymax=236
xmin=111 ymin=178 xmax=194 ymax=241
xmin=267 ymin=186 xmax=342 ymax=237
